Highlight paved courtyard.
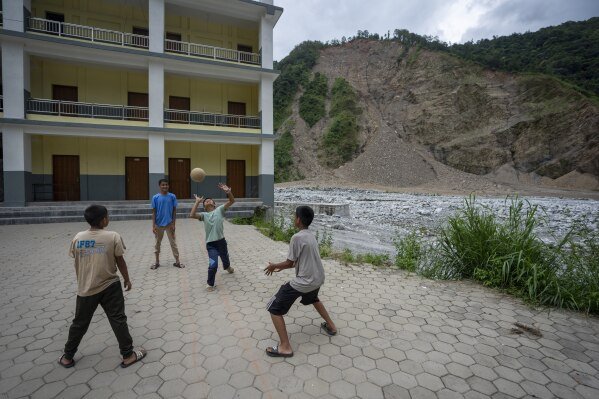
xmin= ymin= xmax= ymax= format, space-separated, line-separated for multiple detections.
xmin=1 ymin=219 xmax=599 ymax=399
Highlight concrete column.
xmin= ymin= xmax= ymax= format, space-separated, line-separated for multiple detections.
xmin=259 ymin=139 xmax=274 ymax=206
xmin=259 ymin=75 xmax=274 ymax=135
xmin=148 ymin=61 xmax=164 ymax=128
xmin=2 ymin=42 xmax=29 ymax=119
xmin=148 ymin=133 xmax=165 ymax=197
xmin=2 ymin=126 xmax=32 ymax=206
xmin=149 ymin=0 xmax=165 ymax=53
xmin=2 ymin=0 xmax=29 ymax=32
xmin=259 ymin=15 xmax=274 ymax=69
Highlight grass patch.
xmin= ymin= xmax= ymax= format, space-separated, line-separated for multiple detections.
xmin=394 ymin=232 xmax=424 ymax=272
xmin=411 ymin=196 xmax=599 ymax=314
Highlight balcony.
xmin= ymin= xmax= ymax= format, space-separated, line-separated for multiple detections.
xmin=165 ymin=39 xmax=261 ymax=65
xmin=26 ymin=98 xmax=261 ymax=130
xmin=27 ymin=98 xmax=148 ymax=120
xmin=0 ymin=95 xmax=3 ymax=111
xmin=27 ymin=18 xmax=149 ymax=49
xmin=164 ymin=109 xmax=261 ymax=129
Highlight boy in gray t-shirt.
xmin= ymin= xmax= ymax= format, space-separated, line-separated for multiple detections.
xmin=264 ymin=206 xmax=337 ymax=357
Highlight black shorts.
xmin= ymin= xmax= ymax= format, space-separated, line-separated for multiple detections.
xmin=266 ymin=282 xmax=320 ymax=316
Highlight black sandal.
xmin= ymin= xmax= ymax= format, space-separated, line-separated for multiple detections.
xmin=150 ymin=263 xmax=160 ymax=270
xmin=321 ymin=322 xmax=338 ymax=336
xmin=58 ymin=354 xmax=75 ymax=368
xmin=120 ymin=348 xmax=147 ymax=368
xmin=266 ymin=345 xmax=294 ymax=358
xmin=173 ymin=262 xmax=185 ymax=268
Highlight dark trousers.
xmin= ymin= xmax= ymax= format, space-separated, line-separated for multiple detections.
xmin=206 ymin=238 xmax=230 ymax=286
xmin=64 ymin=281 xmax=133 ymax=360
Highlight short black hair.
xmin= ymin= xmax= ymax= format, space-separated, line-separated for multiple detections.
xmin=296 ymin=205 xmax=314 ymax=227
xmin=158 ymin=178 xmax=169 ymax=185
xmin=203 ymin=197 xmax=214 ymax=208
xmin=84 ymin=205 xmax=108 ymax=228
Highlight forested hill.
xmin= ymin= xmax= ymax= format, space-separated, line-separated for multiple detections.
xmin=272 ymin=18 xmax=599 ymax=191
xmin=446 ymin=17 xmax=599 ymax=97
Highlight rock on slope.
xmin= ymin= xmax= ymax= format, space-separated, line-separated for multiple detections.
xmin=285 ymin=40 xmax=599 ymax=191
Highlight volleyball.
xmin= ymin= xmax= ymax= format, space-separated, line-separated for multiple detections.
xmin=190 ymin=168 xmax=206 ymax=182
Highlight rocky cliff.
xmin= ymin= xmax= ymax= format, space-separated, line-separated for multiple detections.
xmin=282 ymin=40 xmax=599 ymax=191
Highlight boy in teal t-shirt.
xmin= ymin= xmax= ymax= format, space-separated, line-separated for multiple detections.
xmin=189 ymin=183 xmax=235 ymax=291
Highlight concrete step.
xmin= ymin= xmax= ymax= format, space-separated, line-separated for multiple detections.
xmin=0 ymin=200 xmax=262 ymax=225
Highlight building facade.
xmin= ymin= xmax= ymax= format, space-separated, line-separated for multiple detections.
xmin=0 ymin=0 xmax=282 ymax=206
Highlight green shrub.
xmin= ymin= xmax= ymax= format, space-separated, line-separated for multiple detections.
xmin=394 ymin=232 xmax=424 ymax=272
xmin=274 ymin=122 xmax=303 ymax=182
xmin=316 ymin=229 xmax=334 ymax=258
xmin=361 ymin=253 xmax=391 ymax=267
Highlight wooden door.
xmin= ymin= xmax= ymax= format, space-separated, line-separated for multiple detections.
xmin=53 ymin=155 xmax=80 ymax=201
xmin=125 ymin=157 xmax=149 ymax=200
xmin=53 ymin=85 xmax=78 ymax=115
xmin=169 ymin=96 xmax=190 ymax=123
xmin=45 ymin=11 xmax=64 ymax=34
xmin=228 ymin=102 xmax=246 ymax=127
xmin=227 ymin=160 xmax=245 ymax=198
xmin=127 ymin=92 xmax=148 ymax=120
xmin=168 ymin=158 xmax=191 ymax=199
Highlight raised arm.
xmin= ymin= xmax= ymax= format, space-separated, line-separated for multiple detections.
xmin=218 ymin=183 xmax=235 ymax=210
xmin=190 ymin=194 xmax=204 ymax=219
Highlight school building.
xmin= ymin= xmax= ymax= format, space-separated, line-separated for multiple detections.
xmin=0 ymin=0 xmax=282 ymax=206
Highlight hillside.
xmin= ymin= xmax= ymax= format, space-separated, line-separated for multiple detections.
xmin=274 ymin=23 xmax=599 ymax=192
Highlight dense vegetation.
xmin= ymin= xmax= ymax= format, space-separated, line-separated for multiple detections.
xmin=299 ymin=72 xmax=328 ymax=127
xmin=321 ymin=78 xmax=361 ymax=168
xmin=395 ymin=197 xmax=599 ymax=314
xmin=273 ymin=122 xmax=302 ymax=182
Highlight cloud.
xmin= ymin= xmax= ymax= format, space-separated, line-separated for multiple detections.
xmin=272 ymin=0 xmax=599 ymax=61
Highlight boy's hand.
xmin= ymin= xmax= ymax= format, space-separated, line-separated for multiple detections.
xmin=194 ymin=194 xmax=204 ymax=203
xmin=123 ymin=280 xmax=132 ymax=291
xmin=170 ymin=222 xmax=176 ymax=232
xmin=218 ymin=183 xmax=231 ymax=194
xmin=152 ymin=225 xmax=158 ymax=234
xmin=264 ymin=262 xmax=280 ymax=276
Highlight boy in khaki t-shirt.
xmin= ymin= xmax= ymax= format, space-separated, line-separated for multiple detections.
xmin=58 ymin=205 xmax=146 ymax=369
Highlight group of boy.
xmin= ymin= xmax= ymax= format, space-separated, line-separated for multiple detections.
xmin=58 ymin=179 xmax=337 ymax=369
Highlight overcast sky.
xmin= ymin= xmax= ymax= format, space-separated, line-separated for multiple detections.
xmin=272 ymin=0 xmax=599 ymax=61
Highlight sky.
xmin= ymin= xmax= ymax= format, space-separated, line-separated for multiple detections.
xmin=272 ymin=0 xmax=599 ymax=61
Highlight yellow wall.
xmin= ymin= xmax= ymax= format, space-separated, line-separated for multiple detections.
xmin=165 ymin=141 xmax=258 ymax=176
xmin=31 ymin=0 xmax=259 ymax=52
xmin=30 ymin=57 xmax=147 ymax=104
xmin=31 ymin=136 xmax=259 ymax=177
xmin=165 ymin=75 xmax=258 ymax=115
xmin=166 ymin=14 xmax=258 ymax=53
xmin=31 ymin=135 xmax=148 ymax=175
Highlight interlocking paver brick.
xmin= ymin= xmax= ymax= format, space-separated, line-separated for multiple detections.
xmin=1 ymin=220 xmax=599 ymax=398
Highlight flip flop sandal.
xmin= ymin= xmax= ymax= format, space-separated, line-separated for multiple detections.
xmin=173 ymin=263 xmax=185 ymax=268
xmin=150 ymin=264 xmax=160 ymax=270
xmin=120 ymin=348 xmax=147 ymax=368
xmin=266 ymin=345 xmax=294 ymax=358
xmin=321 ymin=322 xmax=338 ymax=336
xmin=58 ymin=354 xmax=75 ymax=368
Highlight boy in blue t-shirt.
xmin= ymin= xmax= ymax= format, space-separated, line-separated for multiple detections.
xmin=151 ymin=179 xmax=183 ymax=269
xmin=189 ymin=183 xmax=235 ymax=291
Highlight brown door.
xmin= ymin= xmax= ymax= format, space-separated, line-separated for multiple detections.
xmin=125 ymin=157 xmax=149 ymax=200
xmin=166 ymin=32 xmax=183 ymax=52
xmin=53 ymin=155 xmax=80 ymax=201
xmin=227 ymin=160 xmax=245 ymax=198
xmin=168 ymin=158 xmax=191 ymax=199
xmin=45 ymin=11 xmax=64 ymax=34
xmin=169 ymin=96 xmax=190 ymax=123
xmin=227 ymin=102 xmax=246 ymax=127
xmin=127 ymin=92 xmax=148 ymax=120
xmin=52 ymin=85 xmax=78 ymax=116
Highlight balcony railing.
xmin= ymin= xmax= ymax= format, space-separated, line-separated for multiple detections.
xmin=165 ymin=39 xmax=261 ymax=65
xmin=27 ymin=98 xmax=149 ymax=120
xmin=0 ymin=11 xmax=3 ymax=27
xmin=164 ymin=109 xmax=261 ymax=129
xmin=27 ymin=18 xmax=149 ymax=49
xmin=0 ymin=95 xmax=3 ymax=112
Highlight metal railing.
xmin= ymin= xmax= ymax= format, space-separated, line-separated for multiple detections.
xmin=0 ymin=95 xmax=3 ymax=112
xmin=27 ymin=98 xmax=149 ymax=120
xmin=27 ymin=18 xmax=149 ymax=49
xmin=0 ymin=11 xmax=3 ymax=27
xmin=164 ymin=109 xmax=261 ymax=129
xmin=165 ymin=39 xmax=261 ymax=65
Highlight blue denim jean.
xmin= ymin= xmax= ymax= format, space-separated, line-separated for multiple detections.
xmin=206 ymin=238 xmax=230 ymax=286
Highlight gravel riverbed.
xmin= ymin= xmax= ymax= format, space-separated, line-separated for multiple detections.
xmin=274 ymin=187 xmax=599 ymax=255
